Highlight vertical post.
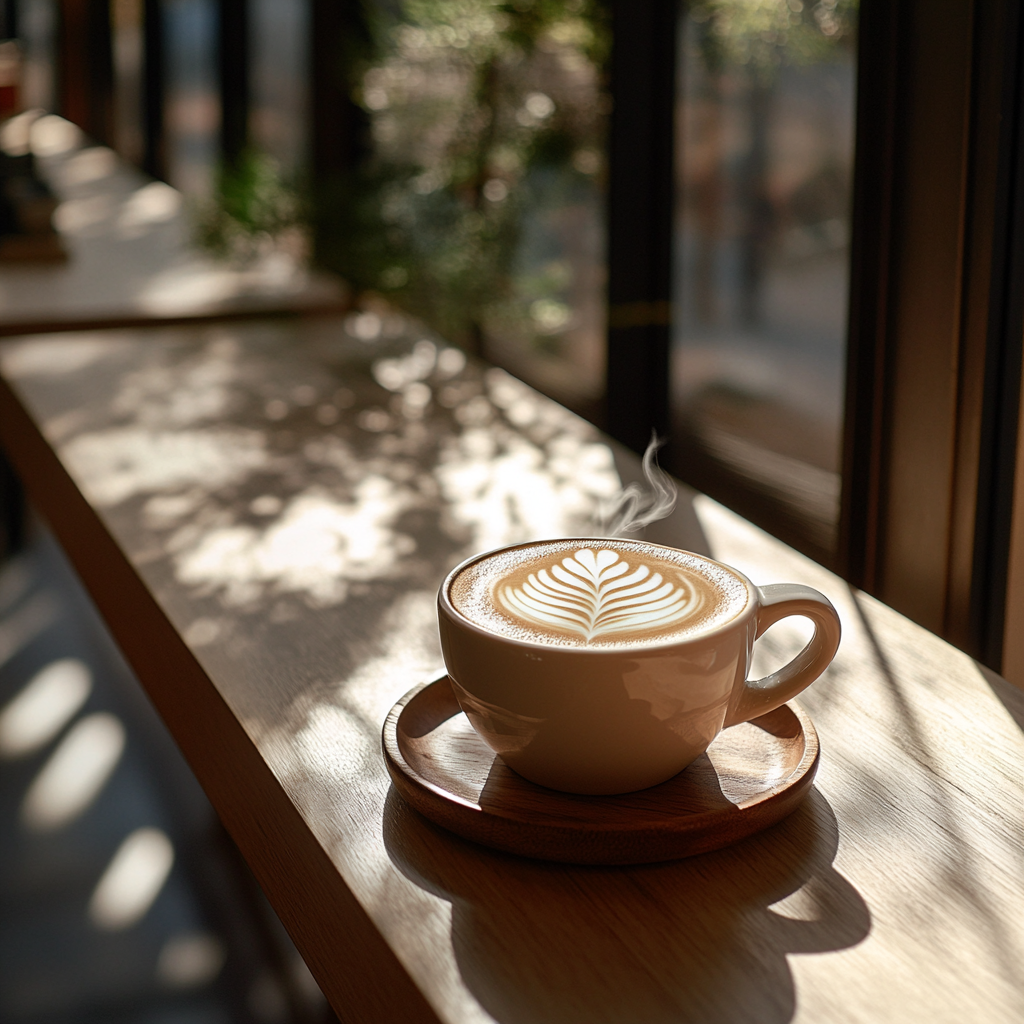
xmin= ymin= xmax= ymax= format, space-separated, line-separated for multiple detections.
xmin=604 ymin=1 xmax=677 ymax=455
xmin=58 ymin=0 xmax=113 ymax=142
xmin=142 ymin=0 xmax=165 ymax=180
xmin=837 ymin=0 xmax=902 ymax=591
xmin=968 ymin=3 xmax=1024 ymax=667
xmin=219 ymin=0 xmax=248 ymax=167
xmin=309 ymin=0 xmax=371 ymax=264
xmin=1 ymin=0 xmax=17 ymax=40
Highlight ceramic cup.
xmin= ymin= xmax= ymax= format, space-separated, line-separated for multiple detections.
xmin=437 ymin=538 xmax=842 ymax=795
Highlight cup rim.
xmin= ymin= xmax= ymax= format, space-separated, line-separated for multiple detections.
xmin=438 ymin=536 xmax=759 ymax=653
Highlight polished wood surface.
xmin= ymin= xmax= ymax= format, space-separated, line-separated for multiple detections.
xmin=384 ymin=675 xmax=819 ymax=865
xmin=0 ymin=113 xmax=347 ymax=336
xmin=0 ymin=318 xmax=1021 ymax=1022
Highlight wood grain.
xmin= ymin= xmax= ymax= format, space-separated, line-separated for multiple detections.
xmin=0 ymin=321 xmax=1021 ymax=1023
xmin=383 ymin=675 xmax=819 ymax=864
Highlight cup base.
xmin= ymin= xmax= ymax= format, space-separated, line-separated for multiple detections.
xmin=382 ymin=674 xmax=820 ymax=865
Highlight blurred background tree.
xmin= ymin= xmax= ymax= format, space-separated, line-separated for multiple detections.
xmin=315 ymin=0 xmax=609 ymax=412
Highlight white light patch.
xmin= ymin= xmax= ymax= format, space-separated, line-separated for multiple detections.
xmin=137 ymin=265 xmax=241 ymax=314
xmin=157 ymin=931 xmax=226 ymax=988
xmin=435 ymin=431 xmax=618 ymax=551
xmin=21 ymin=713 xmax=125 ymax=831
xmin=53 ymin=194 xmax=116 ymax=233
xmin=175 ymin=480 xmax=415 ymax=606
xmin=1 ymin=336 xmax=124 ymax=378
xmin=89 ymin=827 xmax=175 ymax=930
xmin=0 ymin=658 xmax=92 ymax=758
xmin=118 ymin=181 xmax=181 ymax=229
xmin=61 ymin=428 xmax=268 ymax=506
xmin=30 ymin=114 xmax=82 ymax=155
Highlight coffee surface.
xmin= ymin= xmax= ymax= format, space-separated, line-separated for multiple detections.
xmin=448 ymin=539 xmax=749 ymax=648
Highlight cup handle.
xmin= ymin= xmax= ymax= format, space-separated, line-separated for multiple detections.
xmin=724 ymin=584 xmax=842 ymax=728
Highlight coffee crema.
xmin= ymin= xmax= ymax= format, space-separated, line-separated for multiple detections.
xmin=448 ymin=539 xmax=750 ymax=648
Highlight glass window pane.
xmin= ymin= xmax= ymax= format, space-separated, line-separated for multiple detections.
xmin=672 ymin=1 xmax=857 ymax=563
xmin=18 ymin=0 xmax=56 ymax=113
xmin=163 ymin=0 xmax=218 ymax=197
xmin=250 ymin=0 xmax=308 ymax=174
xmin=328 ymin=1 xmax=609 ymax=421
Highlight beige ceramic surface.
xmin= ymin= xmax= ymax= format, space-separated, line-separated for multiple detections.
xmin=0 ymin=320 xmax=1022 ymax=1023
xmin=438 ymin=541 xmax=841 ymax=794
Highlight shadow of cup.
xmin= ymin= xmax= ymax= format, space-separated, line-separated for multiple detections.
xmin=384 ymin=785 xmax=870 ymax=1024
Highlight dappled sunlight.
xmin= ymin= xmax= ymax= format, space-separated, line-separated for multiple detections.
xmin=268 ymin=591 xmax=441 ymax=776
xmin=14 ymin=322 xmax=620 ymax=621
xmin=435 ymin=424 xmax=618 ymax=551
xmin=112 ymin=337 xmax=241 ymax=427
xmin=0 ymin=658 xmax=92 ymax=758
xmin=20 ymin=712 xmax=125 ymax=831
xmin=88 ymin=827 xmax=175 ymax=929
xmin=6 ymin=305 xmax=1024 ymax=1018
xmin=57 ymin=145 xmax=119 ymax=187
xmin=52 ymin=193 xmax=117 ymax=233
xmin=137 ymin=265 xmax=255 ymax=314
xmin=330 ymin=591 xmax=442 ymax=726
xmin=1 ymin=335 xmax=128 ymax=378
xmin=62 ymin=427 xmax=269 ymax=507
xmin=176 ymin=481 xmax=417 ymax=607
xmin=156 ymin=932 xmax=227 ymax=989
xmin=117 ymin=181 xmax=182 ymax=233
xmin=276 ymin=590 xmax=445 ymax=913
xmin=29 ymin=113 xmax=82 ymax=156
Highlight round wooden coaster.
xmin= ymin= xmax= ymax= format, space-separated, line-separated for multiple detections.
xmin=382 ymin=675 xmax=820 ymax=865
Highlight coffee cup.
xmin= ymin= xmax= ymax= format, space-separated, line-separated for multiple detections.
xmin=437 ymin=537 xmax=841 ymax=795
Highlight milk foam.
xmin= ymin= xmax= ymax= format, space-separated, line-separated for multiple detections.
xmin=448 ymin=539 xmax=749 ymax=648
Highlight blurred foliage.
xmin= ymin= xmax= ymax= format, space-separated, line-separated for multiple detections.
xmin=195 ymin=150 xmax=304 ymax=265
xmin=315 ymin=0 xmax=609 ymax=354
xmin=691 ymin=0 xmax=857 ymax=78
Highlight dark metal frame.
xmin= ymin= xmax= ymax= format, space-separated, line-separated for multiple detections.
xmin=604 ymin=1 xmax=677 ymax=453
xmin=966 ymin=2 xmax=1024 ymax=667
xmin=56 ymin=0 xmax=114 ymax=144
xmin=142 ymin=0 xmax=165 ymax=180
xmin=219 ymin=0 xmax=248 ymax=166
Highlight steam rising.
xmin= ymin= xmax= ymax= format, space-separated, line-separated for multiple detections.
xmin=599 ymin=435 xmax=678 ymax=537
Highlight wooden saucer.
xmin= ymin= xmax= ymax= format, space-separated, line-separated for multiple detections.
xmin=382 ymin=675 xmax=820 ymax=865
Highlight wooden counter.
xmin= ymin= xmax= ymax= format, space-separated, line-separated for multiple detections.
xmin=0 ymin=316 xmax=1021 ymax=1023
xmin=0 ymin=113 xmax=347 ymax=336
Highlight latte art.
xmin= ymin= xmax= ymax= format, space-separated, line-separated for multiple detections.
xmin=448 ymin=538 xmax=750 ymax=648
xmin=498 ymin=548 xmax=698 ymax=641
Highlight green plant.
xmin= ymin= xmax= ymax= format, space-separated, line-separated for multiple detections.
xmin=316 ymin=0 xmax=609 ymax=356
xmin=195 ymin=150 xmax=305 ymax=265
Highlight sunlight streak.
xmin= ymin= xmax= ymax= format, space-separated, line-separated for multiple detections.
xmin=0 ymin=658 xmax=92 ymax=758
xmin=20 ymin=712 xmax=125 ymax=831
xmin=89 ymin=827 xmax=175 ymax=929
xmin=157 ymin=932 xmax=227 ymax=988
